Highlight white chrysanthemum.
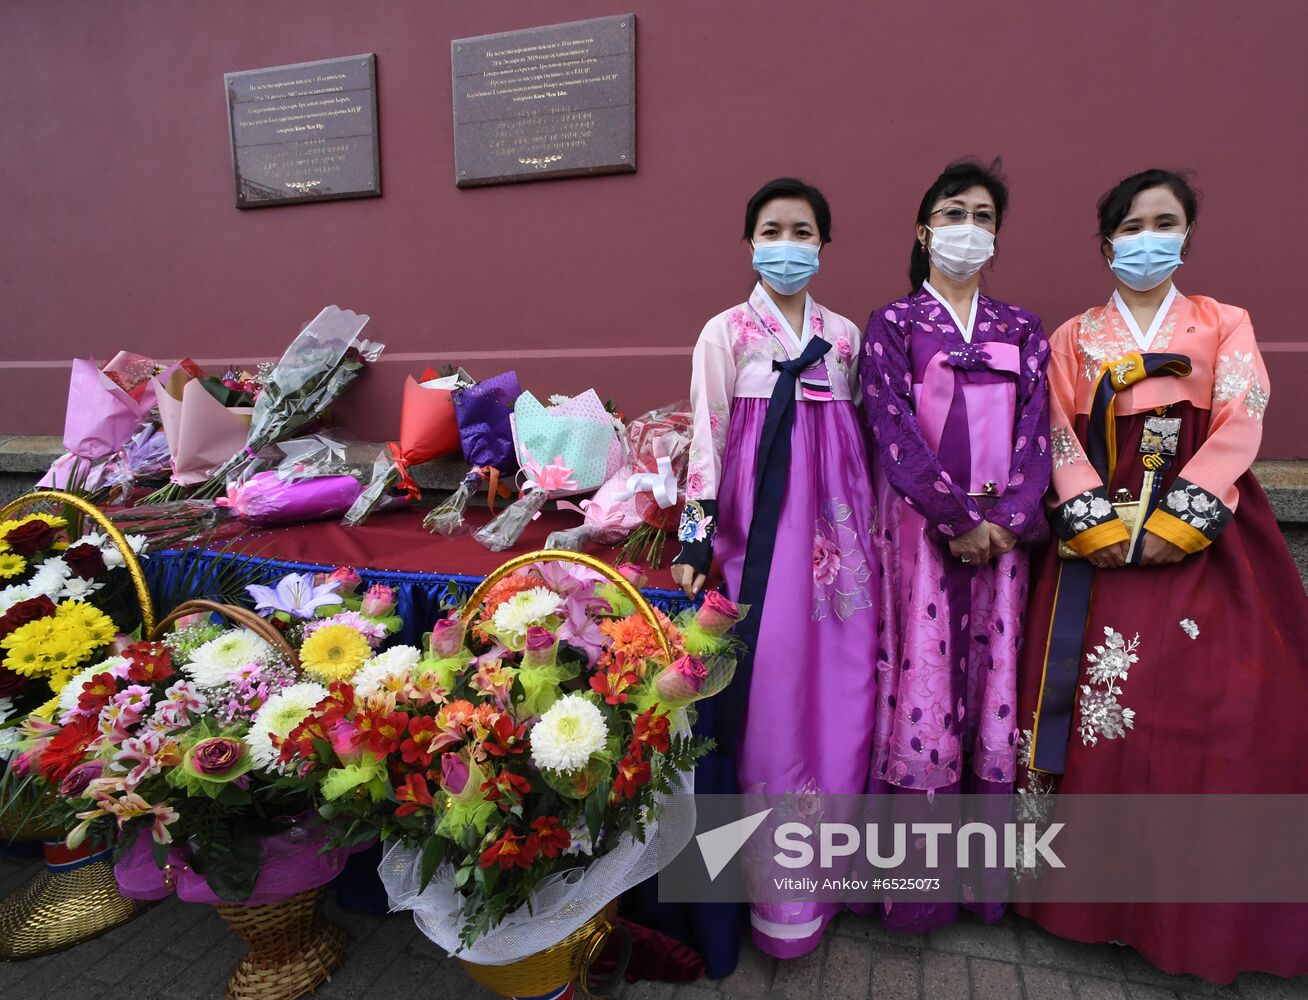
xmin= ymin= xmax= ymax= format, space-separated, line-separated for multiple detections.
xmin=28 ymin=557 xmax=71 ymax=598
xmin=0 ymin=584 xmax=35 ymax=615
xmin=59 ymin=576 xmax=105 ymax=601
xmin=246 ymin=682 xmax=329 ymax=770
xmin=184 ymin=629 xmax=275 ymax=688
xmin=530 ymin=694 xmax=608 ymax=773
xmin=352 ymin=645 xmax=423 ymax=698
xmin=0 ymin=698 xmax=15 ymax=728
xmin=56 ymin=656 xmax=130 ymax=718
xmin=491 ymin=587 xmax=564 ymax=644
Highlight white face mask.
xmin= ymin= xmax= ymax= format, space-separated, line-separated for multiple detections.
xmin=926 ymin=223 xmax=996 ymax=281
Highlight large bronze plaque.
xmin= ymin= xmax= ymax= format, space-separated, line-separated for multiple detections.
xmin=225 ymin=54 xmax=381 ymax=208
xmin=451 ymin=15 xmax=635 ymax=187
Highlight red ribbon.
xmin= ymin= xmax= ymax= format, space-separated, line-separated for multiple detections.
xmin=388 ymin=441 xmax=421 ymax=501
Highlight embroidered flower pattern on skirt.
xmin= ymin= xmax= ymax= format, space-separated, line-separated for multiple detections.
xmin=1078 ymin=626 xmax=1139 ymax=746
xmin=812 ymin=497 xmax=874 ymax=623
xmin=1179 ymin=618 xmax=1200 ymax=640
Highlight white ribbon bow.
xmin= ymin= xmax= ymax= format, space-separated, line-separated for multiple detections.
xmin=614 ymin=454 xmax=679 ymax=509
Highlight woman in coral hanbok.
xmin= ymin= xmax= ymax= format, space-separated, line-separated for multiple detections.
xmin=1014 ymin=169 xmax=1308 ymax=983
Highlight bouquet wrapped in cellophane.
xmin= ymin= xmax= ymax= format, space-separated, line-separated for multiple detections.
xmin=345 ymin=369 xmax=469 ymax=527
xmin=187 ymin=306 xmax=383 ymax=500
xmin=472 ymin=390 xmax=624 ymax=552
xmin=277 ymin=553 xmax=747 ymax=958
xmin=546 ymin=402 xmax=692 ymax=567
xmin=424 ymin=370 xmax=523 ymax=537
xmin=8 ymin=566 xmax=403 ymax=905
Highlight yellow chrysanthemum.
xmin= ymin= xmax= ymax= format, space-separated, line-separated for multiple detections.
xmin=0 ymin=553 xmax=25 ymax=578
xmin=55 ymin=602 xmax=116 ymax=644
xmin=2 ymin=640 xmax=46 ymax=677
xmin=300 ymin=624 xmax=372 ymax=684
xmin=2 ymin=618 xmax=58 ymax=653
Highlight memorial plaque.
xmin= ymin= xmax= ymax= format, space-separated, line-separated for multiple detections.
xmin=225 ymin=54 xmax=381 ymax=208
xmin=451 ymin=14 xmax=635 ymax=187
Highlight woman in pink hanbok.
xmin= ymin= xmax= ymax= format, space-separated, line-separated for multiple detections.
xmin=860 ymin=160 xmax=1052 ymax=932
xmin=671 ymin=178 xmax=881 ymax=958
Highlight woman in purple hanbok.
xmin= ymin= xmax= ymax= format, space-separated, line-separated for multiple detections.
xmin=860 ymin=160 xmax=1051 ymax=931
xmin=671 ymin=178 xmax=881 ymax=958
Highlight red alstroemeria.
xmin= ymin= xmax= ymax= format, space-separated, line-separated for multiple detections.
xmin=394 ymin=772 xmax=435 ymax=817
xmin=483 ymin=715 xmax=528 ymax=758
xmin=589 ymin=662 xmax=639 ymax=706
xmin=122 ymin=642 xmax=174 ymax=684
xmin=400 ymin=716 xmax=439 ymax=769
xmin=631 ymin=706 xmax=672 ymax=755
xmin=480 ymin=770 xmax=532 ymax=810
xmin=76 ymin=672 xmax=118 ymax=715
xmin=316 ymin=683 xmax=358 ymax=723
xmin=526 ymin=816 xmax=571 ymax=859
xmin=612 ymin=747 xmax=652 ymax=802
xmin=479 ymin=828 xmax=537 ymax=870
xmin=356 ymin=709 xmax=408 ymax=756
xmin=281 ymin=714 xmax=332 ymax=765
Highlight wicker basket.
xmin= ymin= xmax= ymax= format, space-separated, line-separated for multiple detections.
xmin=0 ymin=490 xmax=157 ymax=959
xmin=215 ymin=888 xmax=346 ymax=1000
xmin=458 ymin=900 xmax=629 ymax=999
xmin=454 ymin=551 xmax=654 ymax=998
xmin=149 ymin=598 xmax=300 ymax=666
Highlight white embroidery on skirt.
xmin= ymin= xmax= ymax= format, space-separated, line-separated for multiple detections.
xmin=1179 ymin=618 xmax=1200 ymax=640
xmin=1078 ymin=627 xmax=1139 ymax=746
xmin=812 ymin=497 xmax=874 ymax=623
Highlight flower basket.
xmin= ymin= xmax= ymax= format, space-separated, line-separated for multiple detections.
xmin=144 ymin=600 xmax=346 ymax=1000
xmin=0 ymin=489 xmax=156 ymax=958
xmin=148 ymin=598 xmax=300 ymax=667
xmin=459 ymin=899 xmax=628 ymax=999
xmin=214 ymin=887 xmax=347 ymax=1000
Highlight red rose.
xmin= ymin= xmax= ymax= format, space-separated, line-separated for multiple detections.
xmin=63 ymin=543 xmax=108 ymax=580
xmin=36 ymin=716 xmax=100 ymax=785
xmin=0 ymin=595 xmax=57 ymax=641
xmin=2 ymin=521 xmax=59 ymax=558
xmin=0 ymin=667 xmax=26 ymax=698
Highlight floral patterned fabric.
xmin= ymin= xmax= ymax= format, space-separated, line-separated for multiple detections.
xmin=1016 ymin=296 xmax=1308 ymax=983
xmin=861 ymin=287 xmax=1050 ymax=795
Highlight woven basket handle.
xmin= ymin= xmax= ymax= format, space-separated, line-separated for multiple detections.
xmin=459 ymin=550 xmax=672 ymax=660
xmin=150 ymin=599 xmax=300 ymax=668
xmin=0 ymin=489 xmax=155 ymax=634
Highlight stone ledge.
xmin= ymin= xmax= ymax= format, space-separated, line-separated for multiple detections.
xmin=2 ymin=435 xmax=1307 ymax=522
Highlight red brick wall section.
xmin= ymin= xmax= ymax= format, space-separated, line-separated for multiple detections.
xmin=1 ymin=0 xmax=1304 ymax=456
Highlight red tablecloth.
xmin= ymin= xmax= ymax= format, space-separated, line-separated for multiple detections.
xmin=226 ymin=505 xmax=699 ymax=590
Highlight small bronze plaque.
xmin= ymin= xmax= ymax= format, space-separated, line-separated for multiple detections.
xmin=451 ymin=14 xmax=635 ymax=187
xmin=225 ymin=54 xmax=380 ymax=208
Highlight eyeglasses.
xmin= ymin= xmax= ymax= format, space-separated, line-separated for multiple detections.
xmin=930 ymin=207 xmax=997 ymax=228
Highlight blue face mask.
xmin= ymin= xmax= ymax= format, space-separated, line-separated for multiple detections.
xmin=752 ymin=240 xmax=820 ymax=295
xmin=1107 ymin=230 xmax=1186 ymax=292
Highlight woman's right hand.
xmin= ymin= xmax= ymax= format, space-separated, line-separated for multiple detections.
xmin=1087 ymin=540 xmax=1129 ymax=569
xmin=671 ymin=562 xmax=708 ymax=598
xmin=947 ymin=523 xmax=992 ymax=566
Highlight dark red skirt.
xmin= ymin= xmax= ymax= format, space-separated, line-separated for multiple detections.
xmin=1015 ymin=404 xmax=1308 ymax=982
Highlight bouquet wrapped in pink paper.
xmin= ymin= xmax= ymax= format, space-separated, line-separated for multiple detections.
xmin=546 ymin=402 xmax=692 ymax=566
xmin=150 ymin=366 xmax=255 ymax=493
xmin=473 ymin=389 xmax=624 ymax=551
xmin=39 ymin=352 xmax=195 ymax=489
xmin=217 ymin=470 xmax=364 ymax=526
xmin=345 ymin=368 xmax=468 ymax=527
